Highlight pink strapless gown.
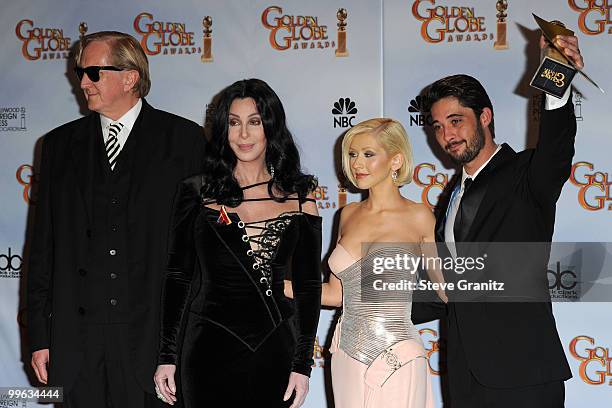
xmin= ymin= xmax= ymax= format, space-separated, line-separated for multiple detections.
xmin=328 ymin=243 xmax=435 ymax=408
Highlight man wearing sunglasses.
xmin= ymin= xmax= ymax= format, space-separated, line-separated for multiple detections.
xmin=27 ymin=31 xmax=206 ymax=408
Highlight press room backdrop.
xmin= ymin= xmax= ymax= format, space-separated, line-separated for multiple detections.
xmin=1 ymin=1 xmax=610 ymax=407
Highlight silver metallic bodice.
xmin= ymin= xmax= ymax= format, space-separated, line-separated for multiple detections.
xmin=333 ymin=245 xmax=422 ymax=365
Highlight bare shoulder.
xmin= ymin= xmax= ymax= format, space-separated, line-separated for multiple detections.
xmin=333 ymin=201 xmax=358 ymax=236
xmin=406 ymin=201 xmax=434 ymax=219
xmin=400 ymin=200 xmax=435 ymax=231
xmin=339 ymin=201 xmax=360 ymax=223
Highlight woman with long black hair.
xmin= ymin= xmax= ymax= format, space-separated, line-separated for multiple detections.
xmin=153 ymin=79 xmax=321 ymax=408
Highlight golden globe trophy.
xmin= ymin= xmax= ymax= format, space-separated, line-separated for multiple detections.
xmin=530 ymin=14 xmax=604 ymax=97
xmin=493 ymin=0 xmax=508 ymax=50
xmin=335 ymin=8 xmax=348 ymax=57
xmin=79 ymin=22 xmax=88 ymax=39
xmin=530 ymin=16 xmax=576 ymax=98
xmin=338 ymin=184 xmax=347 ymax=208
xmin=201 ymin=16 xmax=213 ymax=63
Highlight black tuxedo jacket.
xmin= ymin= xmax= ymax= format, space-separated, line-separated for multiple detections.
xmin=413 ymin=98 xmax=575 ymax=388
xmin=27 ymin=99 xmax=206 ymax=393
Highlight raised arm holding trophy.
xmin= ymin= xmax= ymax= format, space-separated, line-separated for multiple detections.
xmin=412 ymin=15 xmax=587 ymax=408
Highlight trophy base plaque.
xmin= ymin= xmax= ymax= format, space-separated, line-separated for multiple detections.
xmin=530 ymin=56 xmax=576 ymax=99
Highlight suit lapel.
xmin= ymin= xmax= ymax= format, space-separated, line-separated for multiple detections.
xmin=457 ymin=143 xmax=516 ymax=242
xmin=126 ymin=99 xmax=154 ymax=212
xmin=454 ymin=175 xmax=487 ymax=242
xmin=70 ymin=113 xmax=100 ymax=225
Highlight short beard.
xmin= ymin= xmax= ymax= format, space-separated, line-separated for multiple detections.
xmin=448 ymin=121 xmax=485 ymax=164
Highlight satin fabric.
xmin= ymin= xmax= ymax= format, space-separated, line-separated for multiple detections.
xmin=328 ymin=244 xmax=434 ymax=407
xmin=330 ymin=323 xmax=434 ymax=408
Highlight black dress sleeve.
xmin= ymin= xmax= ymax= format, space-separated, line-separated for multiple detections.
xmin=158 ymin=177 xmax=202 ymax=365
xmin=289 ymin=214 xmax=323 ymax=377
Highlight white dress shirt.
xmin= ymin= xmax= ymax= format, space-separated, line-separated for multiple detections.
xmin=100 ymin=98 xmax=142 ymax=158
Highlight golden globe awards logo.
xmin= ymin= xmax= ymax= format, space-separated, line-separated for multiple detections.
xmin=419 ymin=328 xmax=443 ymax=375
xmin=568 ymin=0 xmax=612 ymax=35
xmin=16 ymin=164 xmax=36 ymax=204
xmin=411 ymin=0 xmax=494 ymax=44
xmin=15 ymin=19 xmax=72 ymax=61
xmin=413 ymin=163 xmax=450 ymax=210
xmin=569 ymin=336 xmax=612 ymax=385
xmin=569 ymin=162 xmax=611 ymax=211
xmin=261 ymin=6 xmax=336 ymax=51
xmin=133 ymin=13 xmax=201 ymax=56
xmin=314 ymin=185 xmax=338 ymax=210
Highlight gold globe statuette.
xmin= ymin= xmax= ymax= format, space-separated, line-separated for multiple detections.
xmin=201 ymin=16 xmax=213 ymax=63
xmin=335 ymin=8 xmax=348 ymax=57
xmin=338 ymin=183 xmax=347 ymax=208
xmin=79 ymin=22 xmax=88 ymax=39
xmin=494 ymin=0 xmax=508 ymax=50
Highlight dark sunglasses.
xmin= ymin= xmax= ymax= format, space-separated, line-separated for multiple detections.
xmin=74 ymin=65 xmax=124 ymax=82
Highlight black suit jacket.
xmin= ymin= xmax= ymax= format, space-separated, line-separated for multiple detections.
xmin=413 ymin=98 xmax=575 ymax=388
xmin=27 ymin=99 xmax=206 ymax=393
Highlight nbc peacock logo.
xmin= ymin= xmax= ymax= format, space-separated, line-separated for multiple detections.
xmin=332 ymin=97 xmax=358 ymax=128
xmin=407 ymin=95 xmax=432 ymax=127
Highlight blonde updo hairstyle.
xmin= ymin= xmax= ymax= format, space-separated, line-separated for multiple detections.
xmin=341 ymin=118 xmax=414 ymax=187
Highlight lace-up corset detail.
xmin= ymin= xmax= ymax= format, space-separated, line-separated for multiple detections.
xmin=239 ymin=212 xmax=302 ymax=296
xmin=202 ymin=180 xmax=316 ymax=297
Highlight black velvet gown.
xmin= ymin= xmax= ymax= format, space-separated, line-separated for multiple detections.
xmin=158 ymin=176 xmax=322 ymax=407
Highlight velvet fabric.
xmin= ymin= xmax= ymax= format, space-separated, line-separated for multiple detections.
xmin=158 ymin=175 xmax=322 ymax=407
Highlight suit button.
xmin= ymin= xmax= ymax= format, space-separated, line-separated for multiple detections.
xmin=78 ymin=307 xmax=85 ymax=315
xmin=111 ymin=225 xmax=118 ymax=232
xmin=111 ymin=197 xmax=119 ymax=205
xmin=86 ymin=229 xmax=92 ymax=238
xmin=78 ymin=268 xmax=87 ymax=276
xmin=110 ymin=273 xmax=117 ymax=279
xmin=110 ymin=299 xmax=118 ymax=306
xmin=109 ymin=249 xmax=117 ymax=256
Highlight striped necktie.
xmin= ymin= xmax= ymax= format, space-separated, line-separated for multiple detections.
xmin=105 ymin=122 xmax=123 ymax=170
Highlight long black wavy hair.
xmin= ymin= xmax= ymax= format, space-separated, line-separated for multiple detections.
xmin=201 ymin=78 xmax=317 ymax=207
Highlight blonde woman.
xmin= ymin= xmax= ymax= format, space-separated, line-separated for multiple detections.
xmin=324 ymin=118 xmax=445 ymax=407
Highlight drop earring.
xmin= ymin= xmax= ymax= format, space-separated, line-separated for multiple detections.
xmin=391 ymin=170 xmax=398 ymax=182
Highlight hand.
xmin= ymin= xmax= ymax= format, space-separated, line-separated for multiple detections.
xmin=31 ymin=349 xmax=49 ymax=384
xmin=437 ymin=289 xmax=449 ymax=304
xmin=153 ymin=364 xmax=177 ymax=405
xmin=540 ymin=34 xmax=584 ymax=69
xmin=283 ymin=371 xmax=309 ymax=408
xmin=284 ymin=279 xmax=294 ymax=299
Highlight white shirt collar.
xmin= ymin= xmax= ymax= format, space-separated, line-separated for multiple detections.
xmin=100 ymin=98 xmax=142 ymax=139
xmin=461 ymin=144 xmax=502 ymax=184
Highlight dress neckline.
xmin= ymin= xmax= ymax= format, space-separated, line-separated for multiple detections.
xmin=336 ymin=242 xmax=360 ymax=262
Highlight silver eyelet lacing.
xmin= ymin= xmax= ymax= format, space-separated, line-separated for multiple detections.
xmin=240 ymin=212 xmax=300 ymax=296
